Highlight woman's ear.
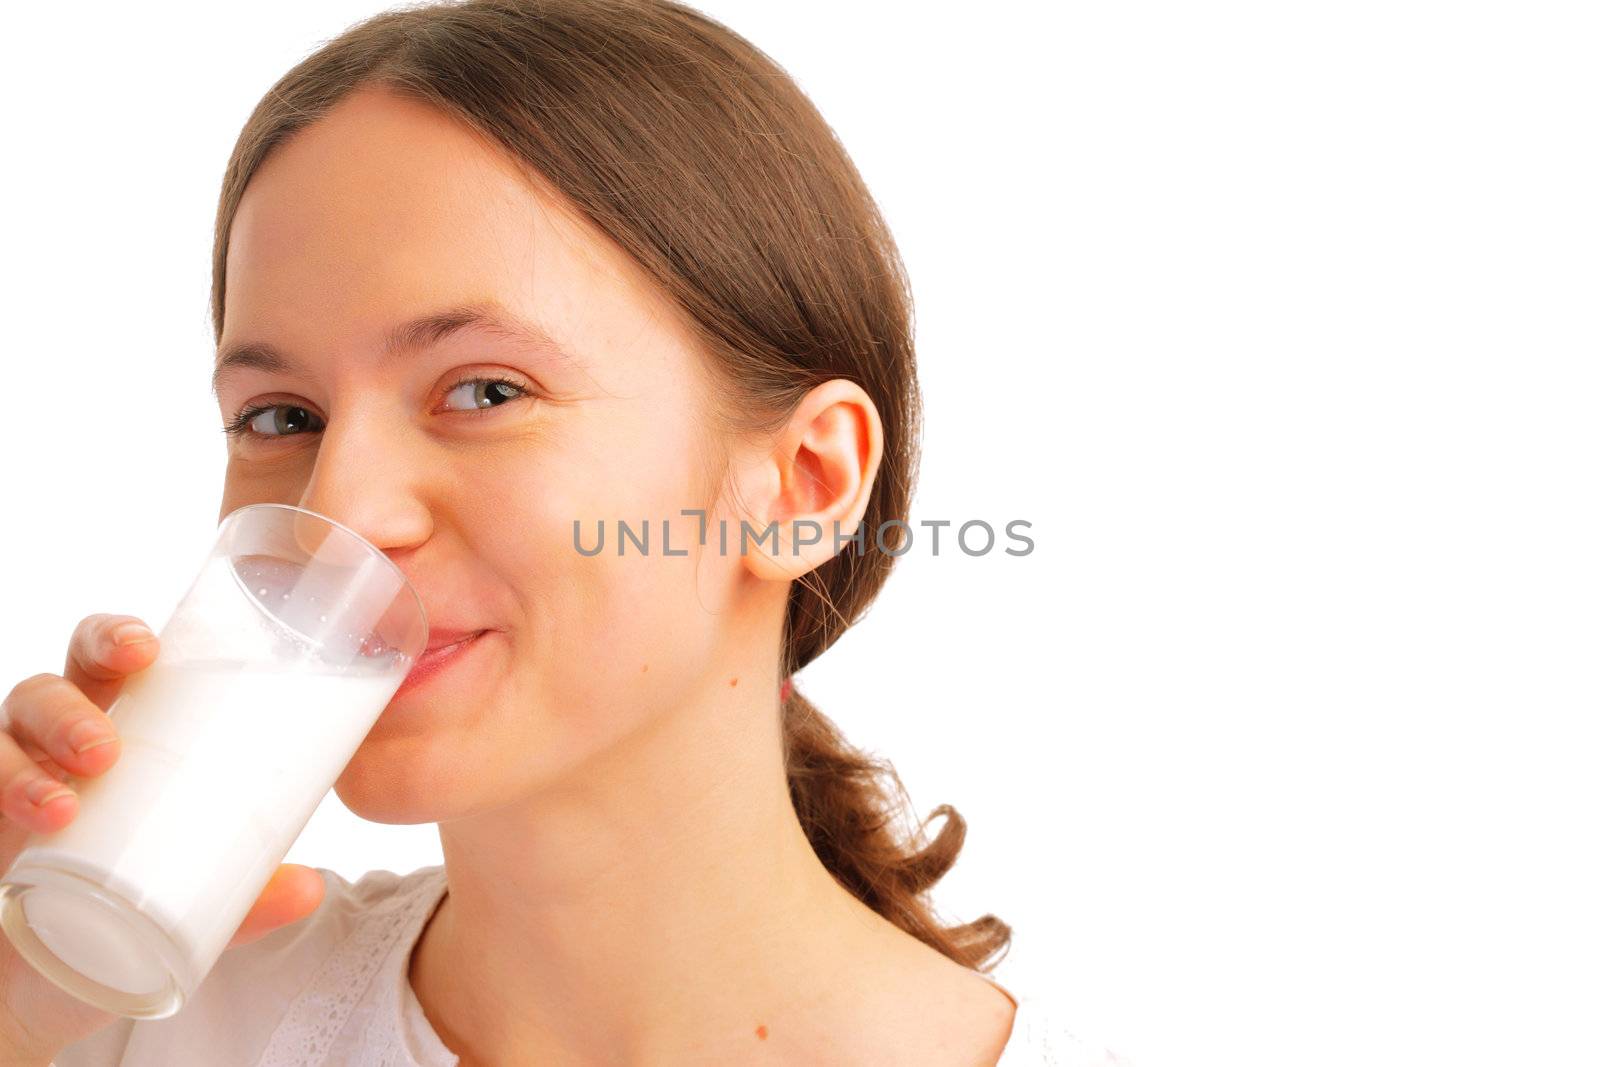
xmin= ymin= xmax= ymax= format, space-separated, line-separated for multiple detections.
xmin=731 ymin=379 xmax=885 ymax=582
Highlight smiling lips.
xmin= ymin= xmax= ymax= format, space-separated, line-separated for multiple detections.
xmin=421 ymin=628 xmax=487 ymax=654
xmin=397 ymin=627 xmax=489 ymax=689
xmin=414 ymin=630 xmax=486 ymax=669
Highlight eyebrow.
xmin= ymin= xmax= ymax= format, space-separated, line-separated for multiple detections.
xmin=211 ymin=301 xmax=571 ymax=396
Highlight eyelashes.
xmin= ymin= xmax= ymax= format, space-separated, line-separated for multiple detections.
xmin=221 ymin=374 xmax=536 ymax=441
xmin=221 ymin=404 xmax=322 ymax=439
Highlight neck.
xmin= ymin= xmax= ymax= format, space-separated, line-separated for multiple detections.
xmin=410 ymin=671 xmax=893 ymax=1065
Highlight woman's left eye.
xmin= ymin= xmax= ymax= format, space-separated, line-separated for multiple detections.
xmin=439 ymin=375 xmax=536 ymax=413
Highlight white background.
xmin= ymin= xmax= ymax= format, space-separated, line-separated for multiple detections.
xmin=2 ymin=3 xmax=1597 ymax=1065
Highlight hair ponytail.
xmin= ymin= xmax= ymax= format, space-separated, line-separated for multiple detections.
xmin=782 ymin=684 xmax=1011 ymax=970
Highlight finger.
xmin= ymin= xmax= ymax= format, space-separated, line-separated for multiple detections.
xmin=63 ymin=614 xmax=160 ymax=712
xmin=227 ymin=865 xmax=326 ymax=949
xmin=0 ymin=674 xmax=122 ymax=784
xmin=0 ymin=727 xmax=80 ymax=835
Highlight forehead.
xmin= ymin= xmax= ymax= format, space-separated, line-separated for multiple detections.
xmin=220 ymin=85 xmax=680 ymax=363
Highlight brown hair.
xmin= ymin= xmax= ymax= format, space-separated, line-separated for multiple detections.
xmin=210 ymin=0 xmax=1009 ymax=972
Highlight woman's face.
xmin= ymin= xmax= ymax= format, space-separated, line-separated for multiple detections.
xmin=215 ymin=86 xmax=769 ymax=822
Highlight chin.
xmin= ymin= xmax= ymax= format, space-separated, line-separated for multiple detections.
xmin=332 ymin=736 xmax=461 ymax=825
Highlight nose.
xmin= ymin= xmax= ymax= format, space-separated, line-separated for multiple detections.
xmin=294 ymin=407 xmax=432 ymax=559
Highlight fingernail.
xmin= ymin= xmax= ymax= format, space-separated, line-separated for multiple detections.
xmin=111 ymin=623 xmax=157 ymax=647
xmin=25 ymin=778 xmax=73 ymax=807
xmin=68 ymin=720 xmax=117 ymax=754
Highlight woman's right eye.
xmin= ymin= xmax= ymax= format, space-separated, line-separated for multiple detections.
xmin=222 ymin=404 xmax=325 ymax=439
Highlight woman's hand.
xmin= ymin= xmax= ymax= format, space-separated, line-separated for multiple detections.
xmin=0 ymin=614 xmax=326 ymax=1064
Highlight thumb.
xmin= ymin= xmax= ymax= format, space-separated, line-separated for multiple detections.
xmin=227 ymin=864 xmax=326 ymax=949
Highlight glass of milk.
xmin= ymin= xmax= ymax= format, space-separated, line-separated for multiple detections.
xmin=0 ymin=503 xmax=428 ymax=1019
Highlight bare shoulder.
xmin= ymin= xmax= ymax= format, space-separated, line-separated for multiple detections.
xmin=860 ymin=942 xmax=1022 ymax=1066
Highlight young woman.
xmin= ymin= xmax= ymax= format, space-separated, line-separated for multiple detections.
xmin=1 ymin=2 xmax=1120 ymax=1063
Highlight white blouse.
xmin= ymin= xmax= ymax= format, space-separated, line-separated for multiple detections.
xmin=53 ymin=865 xmax=1128 ymax=1066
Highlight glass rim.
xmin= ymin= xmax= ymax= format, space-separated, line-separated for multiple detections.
xmin=219 ymin=502 xmax=429 ymax=641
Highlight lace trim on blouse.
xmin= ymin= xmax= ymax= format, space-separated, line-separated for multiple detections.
xmin=255 ymin=869 xmax=449 ymax=1067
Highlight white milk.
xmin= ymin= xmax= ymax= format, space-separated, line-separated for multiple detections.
xmin=13 ymin=654 xmax=399 ymax=997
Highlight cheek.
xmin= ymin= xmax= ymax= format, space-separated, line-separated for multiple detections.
xmin=499 ymin=434 xmax=726 ymax=722
xmin=219 ymin=451 xmax=314 ymax=514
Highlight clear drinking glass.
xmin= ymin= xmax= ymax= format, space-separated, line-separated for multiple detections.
xmin=0 ymin=503 xmax=427 ymax=1019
